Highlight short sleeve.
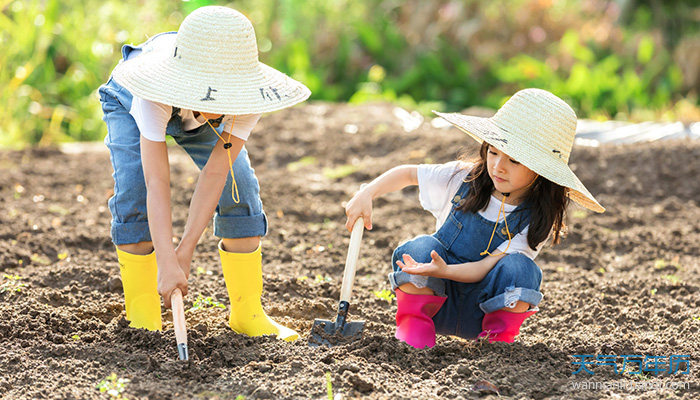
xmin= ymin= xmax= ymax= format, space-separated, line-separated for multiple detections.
xmin=223 ymin=113 xmax=261 ymax=141
xmin=129 ymin=97 xmax=171 ymax=142
xmin=495 ymin=225 xmax=546 ymax=260
xmin=417 ymin=161 xmax=470 ymax=219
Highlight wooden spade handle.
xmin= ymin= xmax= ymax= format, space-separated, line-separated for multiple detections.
xmin=339 ymin=217 xmax=364 ymax=303
xmin=171 ymin=288 xmax=188 ymax=360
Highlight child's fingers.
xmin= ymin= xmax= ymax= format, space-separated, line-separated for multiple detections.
xmin=430 ymin=250 xmax=445 ymax=264
xmin=396 ymin=260 xmax=405 ymax=269
xmin=345 ymin=215 xmax=358 ymax=232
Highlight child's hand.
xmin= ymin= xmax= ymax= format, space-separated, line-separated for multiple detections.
xmin=345 ymin=185 xmax=373 ymax=231
xmin=157 ymin=261 xmax=188 ymax=309
xmin=396 ymin=251 xmax=448 ymax=279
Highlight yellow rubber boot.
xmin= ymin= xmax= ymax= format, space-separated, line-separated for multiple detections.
xmin=116 ymin=248 xmax=162 ymax=331
xmin=219 ymin=241 xmax=298 ymax=341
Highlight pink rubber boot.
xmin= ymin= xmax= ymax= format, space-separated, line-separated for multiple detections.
xmin=395 ymin=290 xmax=447 ymax=349
xmin=477 ymin=308 xmax=537 ymax=343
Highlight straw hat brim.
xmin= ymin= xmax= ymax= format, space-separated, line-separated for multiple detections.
xmin=111 ymin=35 xmax=310 ymax=115
xmin=434 ymin=111 xmax=605 ymax=213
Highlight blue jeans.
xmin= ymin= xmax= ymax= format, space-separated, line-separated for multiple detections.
xmin=390 ymin=234 xmax=543 ymax=339
xmin=98 ymin=77 xmax=267 ymax=245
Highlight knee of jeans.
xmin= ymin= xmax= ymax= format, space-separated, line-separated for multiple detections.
xmin=496 ymin=253 xmax=542 ymax=287
xmin=391 ymin=235 xmax=441 ymax=267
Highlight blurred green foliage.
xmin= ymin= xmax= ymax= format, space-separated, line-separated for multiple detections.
xmin=0 ymin=0 xmax=697 ymax=146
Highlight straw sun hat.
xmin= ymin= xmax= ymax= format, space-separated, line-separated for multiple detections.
xmin=112 ymin=6 xmax=310 ymax=115
xmin=434 ymin=88 xmax=605 ymax=213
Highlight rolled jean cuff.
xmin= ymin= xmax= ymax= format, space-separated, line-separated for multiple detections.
xmin=388 ymin=271 xmax=446 ymax=297
xmin=111 ymin=221 xmax=152 ymax=245
xmin=214 ymin=212 xmax=268 ymax=239
xmin=479 ymin=286 xmax=543 ymax=314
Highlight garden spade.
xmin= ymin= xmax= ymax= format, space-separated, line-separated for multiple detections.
xmin=170 ymin=288 xmax=188 ymax=361
xmin=309 ymin=217 xmax=365 ymax=347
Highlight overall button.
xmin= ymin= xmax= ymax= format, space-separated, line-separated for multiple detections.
xmin=453 ymin=195 xmax=461 ymax=203
xmin=500 ymin=227 xmax=509 ymax=236
xmin=458 ymin=199 xmax=466 ymax=207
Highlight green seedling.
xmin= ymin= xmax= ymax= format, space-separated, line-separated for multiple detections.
xmin=325 ymin=372 xmax=333 ymax=400
xmin=287 ymin=156 xmax=318 ymax=172
xmin=373 ymin=289 xmax=395 ymax=303
xmin=195 ymin=267 xmax=212 ymax=276
xmin=30 ymin=253 xmax=51 ymax=265
xmin=650 ymin=288 xmax=657 ymax=296
xmin=96 ymin=373 xmax=130 ymax=399
xmin=71 ymin=334 xmax=80 ymax=341
xmin=314 ymin=274 xmax=332 ymax=283
xmin=654 ymin=257 xmax=681 ymax=271
xmin=1 ymin=274 xmax=27 ymax=293
xmin=663 ymin=275 xmax=681 ymax=285
xmin=189 ymin=295 xmax=226 ymax=311
xmin=323 ymin=164 xmax=358 ymax=180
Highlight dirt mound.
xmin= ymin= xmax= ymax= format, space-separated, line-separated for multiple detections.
xmin=1 ymin=103 xmax=698 ymax=399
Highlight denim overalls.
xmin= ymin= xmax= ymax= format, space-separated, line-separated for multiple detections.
xmin=389 ymin=179 xmax=543 ymax=339
xmin=98 ymin=32 xmax=267 ymax=245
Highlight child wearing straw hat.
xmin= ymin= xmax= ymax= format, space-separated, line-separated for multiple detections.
xmin=345 ymin=88 xmax=604 ymax=348
xmin=98 ymin=6 xmax=310 ymax=341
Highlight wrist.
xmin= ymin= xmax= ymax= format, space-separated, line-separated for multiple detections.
xmin=177 ymin=236 xmax=197 ymax=254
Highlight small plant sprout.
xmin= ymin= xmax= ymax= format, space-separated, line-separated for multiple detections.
xmin=71 ymin=334 xmax=80 ymax=341
xmin=650 ymin=288 xmax=657 ymax=296
xmin=373 ymin=289 xmax=395 ymax=303
xmin=1 ymin=274 xmax=27 ymax=293
xmin=96 ymin=373 xmax=130 ymax=399
xmin=195 ymin=266 xmax=212 ymax=276
xmin=189 ymin=295 xmax=226 ymax=311
xmin=314 ymin=274 xmax=332 ymax=283
xmin=325 ymin=371 xmax=333 ymax=400
xmin=663 ymin=275 xmax=681 ymax=285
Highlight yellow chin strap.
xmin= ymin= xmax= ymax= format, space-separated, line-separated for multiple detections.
xmin=480 ymin=175 xmax=539 ymax=257
xmin=206 ymin=117 xmax=240 ymax=204
xmin=480 ymin=192 xmax=511 ymax=257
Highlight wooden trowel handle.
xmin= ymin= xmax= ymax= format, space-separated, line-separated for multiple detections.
xmin=339 ymin=217 xmax=364 ymax=303
xmin=171 ymin=288 xmax=188 ymax=360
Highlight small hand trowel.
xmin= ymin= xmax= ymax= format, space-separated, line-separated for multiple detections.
xmin=170 ymin=288 xmax=188 ymax=361
xmin=309 ymin=217 xmax=366 ymax=347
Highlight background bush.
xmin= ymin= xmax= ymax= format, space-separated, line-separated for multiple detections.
xmin=0 ymin=0 xmax=697 ymax=146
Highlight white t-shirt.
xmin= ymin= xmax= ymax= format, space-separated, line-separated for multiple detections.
xmin=125 ymin=33 xmax=260 ymax=142
xmin=417 ymin=161 xmax=545 ymax=260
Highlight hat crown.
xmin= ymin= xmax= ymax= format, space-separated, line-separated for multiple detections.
xmin=175 ymin=6 xmax=259 ymax=74
xmin=492 ymin=88 xmax=577 ymax=163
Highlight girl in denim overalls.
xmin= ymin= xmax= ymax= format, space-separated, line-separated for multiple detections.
xmin=98 ymin=6 xmax=310 ymax=341
xmin=345 ymin=89 xmax=605 ymax=348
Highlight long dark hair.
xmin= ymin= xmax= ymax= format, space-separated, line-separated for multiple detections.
xmin=457 ymin=142 xmax=569 ymax=249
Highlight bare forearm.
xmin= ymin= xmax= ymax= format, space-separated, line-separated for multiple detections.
xmin=179 ymin=167 xmax=228 ymax=250
xmin=179 ymin=137 xmax=245 ymax=250
xmin=146 ymin=178 xmax=177 ymax=263
xmin=364 ymin=165 xmax=418 ymax=199
xmin=442 ymin=254 xmax=505 ymax=283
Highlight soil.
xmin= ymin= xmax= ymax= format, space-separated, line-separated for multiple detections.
xmin=1 ymin=102 xmax=698 ymax=399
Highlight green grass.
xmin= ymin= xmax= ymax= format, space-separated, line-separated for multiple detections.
xmin=96 ymin=373 xmax=130 ymax=399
